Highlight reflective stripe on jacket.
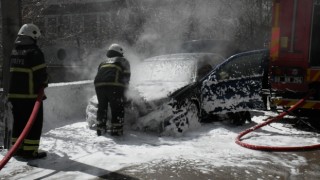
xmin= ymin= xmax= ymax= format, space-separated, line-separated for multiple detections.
xmin=94 ymin=57 xmax=131 ymax=88
xmin=8 ymin=44 xmax=48 ymax=99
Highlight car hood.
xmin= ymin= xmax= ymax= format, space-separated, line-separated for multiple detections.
xmin=127 ymin=81 xmax=191 ymax=102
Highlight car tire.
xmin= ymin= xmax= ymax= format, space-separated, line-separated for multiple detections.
xmin=228 ymin=111 xmax=251 ymax=126
xmin=241 ymin=111 xmax=252 ymax=122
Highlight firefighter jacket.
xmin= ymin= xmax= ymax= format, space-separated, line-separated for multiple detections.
xmin=8 ymin=36 xmax=48 ymax=99
xmin=94 ymin=57 xmax=131 ymax=88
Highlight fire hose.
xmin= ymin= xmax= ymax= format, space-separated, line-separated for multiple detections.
xmin=236 ymin=90 xmax=320 ymax=151
xmin=0 ymin=89 xmax=44 ymax=170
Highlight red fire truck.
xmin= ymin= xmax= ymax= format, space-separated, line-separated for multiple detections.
xmin=268 ymin=0 xmax=320 ymax=112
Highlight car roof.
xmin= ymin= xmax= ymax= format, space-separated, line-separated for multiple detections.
xmin=144 ymin=53 xmax=225 ymax=62
xmin=179 ymin=39 xmax=240 ymax=57
xmin=224 ymin=48 xmax=268 ymax=60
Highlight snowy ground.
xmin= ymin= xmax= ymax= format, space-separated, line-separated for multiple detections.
xmin=1 ymin=81 xmax=320 ymax=179
xmin=1 ymin=110 xmax=320 ymax=179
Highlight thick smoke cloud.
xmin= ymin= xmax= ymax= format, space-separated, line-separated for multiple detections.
xmin=21 ymin=0 xmax=271 ymax=83
xmin=130 ymin=0 xmax=238 ymax=57
xmin=78 ymin=0 xmax=241 ymax=81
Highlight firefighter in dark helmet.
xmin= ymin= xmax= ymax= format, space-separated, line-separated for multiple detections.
xmin=94 ymin=43 xmax=131 ymax=136
xmin=8 ymin=23 xmax=49 ymax=159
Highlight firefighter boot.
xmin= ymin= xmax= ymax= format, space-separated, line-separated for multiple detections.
xmin=32 ymin=150 xmax=47 ymax=159
xmin=107 ymin=124 xmax=123 ymax=136
xmin=96 ymin=121 xmax=106 ymax=136
xmin=14 ymin=150 xmax=47 ymax=160
xmin=110 ymin=129 xmax=123 ymax=136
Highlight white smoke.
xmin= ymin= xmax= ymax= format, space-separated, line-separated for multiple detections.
xmin=35 ymin=0 xmax=271 ymax=83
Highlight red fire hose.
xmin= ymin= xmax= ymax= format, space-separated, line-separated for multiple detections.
xmin=0 ymin=89 xmax=44 ymax=170
xmin=235 ymin=90 xmax=320 ymax=151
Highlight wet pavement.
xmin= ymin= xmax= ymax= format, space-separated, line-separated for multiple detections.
xmin=100 ymin=151 xmax=320 ymax=180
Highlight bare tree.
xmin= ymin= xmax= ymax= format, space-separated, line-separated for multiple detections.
xmin=234 ymin=0 xmax=273 ymax=50
xmin=19 ymin=0 xmax=273 ymax=57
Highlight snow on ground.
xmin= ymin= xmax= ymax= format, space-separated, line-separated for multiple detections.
xmin=1 ymin=110 xmax=320 ymax=179
xmin=1 ymin=81 xmax=320 ymax=179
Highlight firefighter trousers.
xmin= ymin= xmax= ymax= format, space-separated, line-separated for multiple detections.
xmin=9 ymin=99 xmax=44 ymax=154
xmin=95 ymin=86 xmax=124 ymax=134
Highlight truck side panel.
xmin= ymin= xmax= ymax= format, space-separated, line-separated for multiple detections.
xmin=269 ymin=0 xmax=320 ymax=109
xmin=310 ymin=2 xmax=320 ymax=67
xmin=270 ymin=0 xmax=313 ymax=92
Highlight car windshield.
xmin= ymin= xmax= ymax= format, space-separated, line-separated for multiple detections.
xmin=132 ymin=57 xmax=196 ymax=83
xmin=131 ymin=53 xmax=224 ymax=84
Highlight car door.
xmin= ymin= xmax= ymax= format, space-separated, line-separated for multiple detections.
xmin=201 ymin=49 xmax=268 ymax=115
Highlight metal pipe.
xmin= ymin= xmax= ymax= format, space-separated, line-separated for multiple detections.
xmin=1 ymin=0 xmax=22 ymax=149
xmin=290 ymin=0 xmax=298 ymax=52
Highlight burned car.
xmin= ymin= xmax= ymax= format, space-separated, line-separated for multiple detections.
xmin=86 ymin=49 xmax=268 ymax=135
xmin=86 ymin=53 xmax=224 ymax=132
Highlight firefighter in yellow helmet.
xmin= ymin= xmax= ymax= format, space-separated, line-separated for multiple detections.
xmin=8 ymin=24 xmax=49 ymax=159
xmin=94 ymin=43 xmax=131 ymax=136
